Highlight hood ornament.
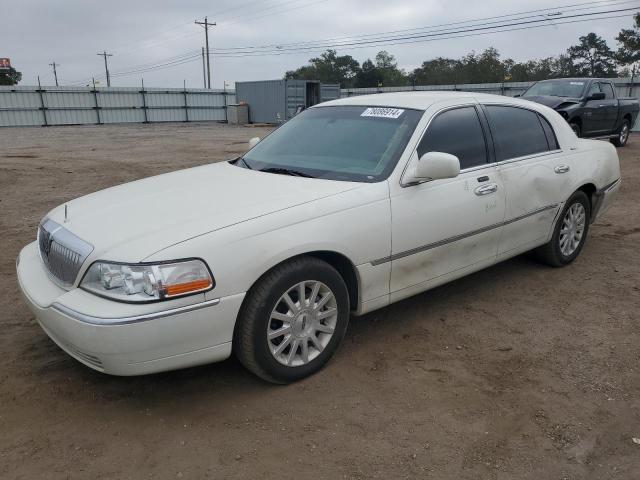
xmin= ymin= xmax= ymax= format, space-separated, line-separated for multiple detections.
xmin=64 ymin=204 xmax=68 ymax=223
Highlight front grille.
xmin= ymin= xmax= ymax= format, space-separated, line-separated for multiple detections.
xmin=38 ymin=218 xmax=94 ymax=288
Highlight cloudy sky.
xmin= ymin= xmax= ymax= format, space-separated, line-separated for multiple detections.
xmin=2 ymin=0 xmax=638 ymax=88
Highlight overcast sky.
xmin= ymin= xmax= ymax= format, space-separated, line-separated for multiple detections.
xmin=2 ymin=0 xmax=637 ymax=88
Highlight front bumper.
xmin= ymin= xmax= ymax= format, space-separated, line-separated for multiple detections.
xmin=17 ymin=242 xmax=245 ymax=375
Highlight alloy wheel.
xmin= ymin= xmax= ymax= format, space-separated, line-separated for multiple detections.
xmin=559 ymin=203 xmax=586 ymax=256
xmin=267 ymin=281 xmax=338 ymax=367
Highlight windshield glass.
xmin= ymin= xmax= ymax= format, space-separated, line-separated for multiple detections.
xmin=242 ymin=105 xmax=423 ymax=182
xmin=523 ymin=80 xmax=586 ymax=98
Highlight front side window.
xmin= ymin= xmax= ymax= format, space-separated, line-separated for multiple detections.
xmin=417 ymin=106 xmax=488 ymax=170
xmin=485 ymin=106 xmax=549 ymax=161
xmin=242 ymin=106 xmax=423 ymax=182
xmin=602 ymin=83 xmax=615 ymax=99
xmin=587 ymin=82 xmax=602 ymax=97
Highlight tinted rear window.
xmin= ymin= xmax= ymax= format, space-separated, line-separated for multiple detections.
xmin=485 ymin=106 xmax=550 ymax=161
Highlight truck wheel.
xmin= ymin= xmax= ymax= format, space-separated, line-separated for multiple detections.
xmin=535 ymin=191 xmax=590 ymax=267
xmin=569 ymin=122 xmax=581 ymax=138
xmin=234 ymin=257 xmax=350 ymax=384
xmin=611 ymin=119 xmax=630 ymax=147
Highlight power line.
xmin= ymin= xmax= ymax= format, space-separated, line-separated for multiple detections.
xmin=68 ymin=2 xmax=638 ymax=84
xmin=210 ymin=5 xmax=640 ymax=56
xmin=212 ymin=0 xmax=639 ymax=51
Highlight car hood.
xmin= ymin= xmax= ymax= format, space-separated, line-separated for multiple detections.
xmin=522 ymin=95 xmax=581 ymax=110
xmin=45 ymin=161 xmax=362 ymax=262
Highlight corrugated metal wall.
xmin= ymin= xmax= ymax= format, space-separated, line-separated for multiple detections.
xmin=341 ymin=78 xmax=640 ymax=130
xmin=0 ymin=86 xmax=235 ymax=127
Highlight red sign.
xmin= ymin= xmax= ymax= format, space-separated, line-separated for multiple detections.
xmin=0 ymin=58 xmax=11 ymax=70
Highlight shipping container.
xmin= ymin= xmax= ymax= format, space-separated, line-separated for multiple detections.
xmin=235 ymin=79 xmax=340 ymax=124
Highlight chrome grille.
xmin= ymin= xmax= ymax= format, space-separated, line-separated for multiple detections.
xmin=38 ymin=218 xmax=94 ymax=288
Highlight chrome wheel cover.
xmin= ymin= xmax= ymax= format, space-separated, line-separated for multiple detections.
xmin=559 ymin=203 xmax=586 ymax=256
xmin=620 ymin=123 xmax=629 ymax=144
xmin=267 ymin=281 xmax=338 ymax=367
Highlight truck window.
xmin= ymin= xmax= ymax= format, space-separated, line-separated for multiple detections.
xmin=601 ymin=83 xmax=615 ymax=100
xmin=587 ymin=83 xmax=602 ymax=97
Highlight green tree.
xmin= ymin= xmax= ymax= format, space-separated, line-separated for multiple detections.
xmin=354 ymin=51 xmax=407 ymax=87
xmin=0 ymin=66 xmax=22 ymax=86
xmin=567 ymin=33 xmax=617 ymax=77
xmin=409 ymin=57 xmax=459 ymax=85
xmin=285 ymin=49 xmax=360 ymax=88
xmin=616 ymin=13 xmax=640 ymax=76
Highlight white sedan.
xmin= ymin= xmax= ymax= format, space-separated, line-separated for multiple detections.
xmin=17 ymin=92 xmax=621 ymax=383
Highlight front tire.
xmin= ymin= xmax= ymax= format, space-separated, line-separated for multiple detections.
xmin=535 ymin=191 xmax=590 ymax=267
xmin=234 ymin=257 xmax=350 ymax=384
xmin=611 ymin=119 xmax=630 ymax=147
xmin=570 ymin=122 xmax=581 ymax=138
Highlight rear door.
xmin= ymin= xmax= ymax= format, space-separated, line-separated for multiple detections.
xmin=389 ymin=103 xmax=506 ymax=297
xmin=482 ymin=104 xmax=568 ymax=257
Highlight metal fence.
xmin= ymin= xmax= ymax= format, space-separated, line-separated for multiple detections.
xmin=341 ymin=77 xmax=640 ymax=130
xmin=0 ymin=85 xmax=236 ymax=127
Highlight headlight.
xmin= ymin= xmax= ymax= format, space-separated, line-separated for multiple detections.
xmin=80 ymin=259 xmax=214 ymax=303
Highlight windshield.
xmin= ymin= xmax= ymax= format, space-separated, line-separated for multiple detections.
xmin=241 ymin=105 xmax=423 ymax=182
xmin=523 ymin=80 xmax=586 ymax=98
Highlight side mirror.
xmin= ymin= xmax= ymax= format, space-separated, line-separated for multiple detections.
xmin=586 ymin=92 xmax=605 ymax=101
xmin=406 ymin=151 xmax=460 ymax=184
xmin=514 ymin=94 xmax=521 ymax=98
xmin=249 ymin=137 xmax=261 ymax=148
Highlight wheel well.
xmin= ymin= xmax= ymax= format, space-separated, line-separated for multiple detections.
xmin=243 ymin=251 xmax=360 ymax=312
xmin=623 ymin=113 xmax=632 ymax=124
xmin=306 ymin=251 xmax=359 ymax=310
xmin=577 ymin=183 xmax=597 ymax=214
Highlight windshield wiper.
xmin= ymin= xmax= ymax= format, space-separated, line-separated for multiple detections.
xmin=260 ymin=167 xmax=315 ymax=178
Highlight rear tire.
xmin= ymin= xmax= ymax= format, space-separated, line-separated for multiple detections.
xmin=611 ymin=119 xmax=630 ymax=147
xmin=234 ymin=257 xmax=350 ymax=384
xmin=535 ymin=191 xmax=590 ymax=267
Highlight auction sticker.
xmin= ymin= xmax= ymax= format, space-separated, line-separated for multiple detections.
xmin=361 ymin=107 xmax=405 ymax=119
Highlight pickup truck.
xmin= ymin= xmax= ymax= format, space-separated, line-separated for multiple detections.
xmin=522 ymin=78 xmax=639 ymax=147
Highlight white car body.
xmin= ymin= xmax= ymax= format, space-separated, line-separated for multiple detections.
xmin=17 ymin=92 xmax=621 ymax=376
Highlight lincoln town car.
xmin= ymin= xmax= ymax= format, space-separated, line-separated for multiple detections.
xmin=17 ymin=92 xmax=621 ymax=383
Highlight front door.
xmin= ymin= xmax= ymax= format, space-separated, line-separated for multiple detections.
xmin=389 ymin=105 xmax=506 ymax=297
xmin=582 ymin=82 xmax=610 ymax=136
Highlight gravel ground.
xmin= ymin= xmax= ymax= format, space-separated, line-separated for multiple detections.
xmin=0 ymin=122 xmax=639 ymax=480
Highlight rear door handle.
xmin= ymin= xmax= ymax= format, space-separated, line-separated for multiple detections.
xmin=474 ymin=183 xmax=498 ymax=196
xmin=555 ymin=165 xmax=570 ymax=174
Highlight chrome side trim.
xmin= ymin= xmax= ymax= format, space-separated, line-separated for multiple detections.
xmin=51 ymin=298 xmax=221 ymax=326
xmin=370 ymin=204 xmax=559 ymax=266
xmin=602 ymin=177 xmax=621 ymax=193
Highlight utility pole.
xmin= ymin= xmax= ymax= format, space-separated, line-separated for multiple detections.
xmin=195 ymin=17 xmax=215 ymax=89
xmin=97 ymin=51 xmax=113 ymax=87
xmin=49 ymin=62 xmax=60 ymax=86
xmin=201 ymin=47 xmax=206 ymax=88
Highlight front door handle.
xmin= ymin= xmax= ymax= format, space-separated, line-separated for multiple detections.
xmin=474 ymin=183 xmax=498 ymax=196
xmin=555 ymin=165 xmax=570 ymax=174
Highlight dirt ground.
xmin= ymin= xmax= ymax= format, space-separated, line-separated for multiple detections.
xmin=1 ymin=122 xmax=639 ymax=480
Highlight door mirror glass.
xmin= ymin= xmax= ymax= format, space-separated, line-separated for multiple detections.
xmin=409 ymin=151 xmax=460 ymax=183
xmin=587 ymin=92 xmax=605 ymax=101
xmin=249 ymin=137 xmax=261 ymax=148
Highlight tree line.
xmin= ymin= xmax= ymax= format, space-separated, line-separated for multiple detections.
xmin=285 ymin=13 xmax=640 ymax=88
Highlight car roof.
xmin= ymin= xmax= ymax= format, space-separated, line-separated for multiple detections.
xmin=318 ymin=91 xmax=536 ymax=111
